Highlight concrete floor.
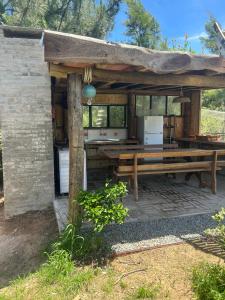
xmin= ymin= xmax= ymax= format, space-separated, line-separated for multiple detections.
xmin=54 ymin=171 xmax=225 ymax=232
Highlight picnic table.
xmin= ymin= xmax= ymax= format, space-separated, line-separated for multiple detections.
xmin=101 ymin=147 xmax=225 ymax=200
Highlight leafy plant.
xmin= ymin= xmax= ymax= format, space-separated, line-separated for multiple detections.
xmin=77 ymin=181 xmax=128 ymax=232
xmin=205 ymin=208 xmax=225 ymax=249
xmin=53 ymin=224 xmax=111 ymax=263
xmin=192 ymin=263 xmax=225 ymax=300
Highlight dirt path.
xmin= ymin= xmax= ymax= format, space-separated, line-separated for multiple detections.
xmin=0 ymin=205 xmax=58 ymax=288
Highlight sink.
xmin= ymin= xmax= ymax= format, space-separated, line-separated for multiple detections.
xmin=85 ymin=138 xmax=120 ymax=143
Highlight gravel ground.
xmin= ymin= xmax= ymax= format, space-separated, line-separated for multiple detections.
xmin=102 ymin=213 xmax=217 ymax=254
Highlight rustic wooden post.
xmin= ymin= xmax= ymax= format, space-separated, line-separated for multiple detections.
xmin=211 ymin=150 xmax=217 ymax=194
xmin=67 ymin=73 xmax=84 ymax=225
xmin=133 ymin=154 xmax=138 ymax=201
xmin=189 ymin=90 xmax=201 ymax=136
xmin=128 ymin=94 xmax=137 ymax=139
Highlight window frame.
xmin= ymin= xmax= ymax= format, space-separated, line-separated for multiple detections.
xmin=83 ymin=104 xmax=127 ymax=129
xmin=135 ymin=95 xmax=182 ymax=117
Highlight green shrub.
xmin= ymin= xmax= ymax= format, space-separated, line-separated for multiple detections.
xmin=77 ymin=181 xmax=128 ymax=232
xmin=53 ymin=181 xmax=128 ymax=262
xmin=192 ymin=263 xmax=225 ymax=300
xmin=205 ymin=208 xmax=225 ymax=249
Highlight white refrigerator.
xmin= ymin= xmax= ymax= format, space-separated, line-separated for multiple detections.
xmin=137 ymin=116 xmax=163 ymax=146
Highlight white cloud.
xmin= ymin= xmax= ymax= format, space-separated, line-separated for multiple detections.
xmin=176 ymin=32 xmax=207 ymax=41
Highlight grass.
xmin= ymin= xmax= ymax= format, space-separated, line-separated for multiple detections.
xmin=192 ymin=263 xmax=225 ymax=300
xmin=1 ymin=243 xmax=225 ymax=300
xmin=0 ymin=250 xmax=95 ymax=300
xmin=129 ymin=284 xmax=159 ymax=299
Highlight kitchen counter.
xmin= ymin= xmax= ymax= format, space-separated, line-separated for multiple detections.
xmin=84 ymin=139 xmax=139 ymax=146
xmin=176 ymin=138 xmax=225 ymax=148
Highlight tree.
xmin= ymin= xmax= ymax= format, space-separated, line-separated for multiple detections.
xmin=124 ymin=0 xmax=160 ymax=49
xmin=202 ymin=89 xmax=225 ymax=111
xmin=200 ymin=16 xmax=220 ymax=54
xmin=1 ymin=0 xmax=121 ymax=39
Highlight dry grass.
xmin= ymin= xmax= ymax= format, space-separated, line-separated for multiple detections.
xmin=80 ymin=243 xmax=224 ymax=300
xmin=1 ymin=243 xmax=224 ymax=300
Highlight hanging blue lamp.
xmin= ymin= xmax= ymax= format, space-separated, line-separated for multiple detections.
xmin=82 ymin=67 xmax=96 ymax=105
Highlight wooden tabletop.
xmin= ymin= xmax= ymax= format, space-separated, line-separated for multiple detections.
xmin=102 ymin=148 xmax=225 ymax=159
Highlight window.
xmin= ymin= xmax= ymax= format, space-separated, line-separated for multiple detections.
xmin=167 ymin=96 xmax=182 ymax=116
xmin=83 ymin=106 xmax=90 ymax=128
xmin=136 ymin=95 xmax=181 ymax=117
xmin=92 ymin=106 xmax=107 ymax=127
xmin=109 ymin=106 xmax=126 ymax=127
xmin=83 ymin=105 xmax=127 ymax=128
xmin=151 ymin=96 xmax=166 ymax=115
xmin=136 ymin=96 xmax=151 ymax=117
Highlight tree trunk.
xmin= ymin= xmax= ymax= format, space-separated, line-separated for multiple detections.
xmin=67 ymin=73 xmax=84 ymax=225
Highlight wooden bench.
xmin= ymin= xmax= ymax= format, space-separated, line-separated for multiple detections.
xmin=114 ymin=149 xmax=225 ymax=201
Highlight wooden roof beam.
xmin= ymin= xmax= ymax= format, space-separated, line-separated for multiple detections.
xmin=49 ymin=63 xmax=225 ymax=89
xmin=44 ymin=30 xmax=225 ymax=75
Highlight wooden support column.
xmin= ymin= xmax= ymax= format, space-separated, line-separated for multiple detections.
xmin=67 ymin=73 xmax=84 ymax=225
xmin=183 ymin=90 xmax=201 ymax=137
xmin=189 ymin=90 xmax=201 ymax=136
xmin=127 ymin=94 xmax=137 ymax=139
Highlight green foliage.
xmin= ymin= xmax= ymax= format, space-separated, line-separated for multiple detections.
xmin=200 ymin=109 xmax=225 ymax=137
xmin=3 ymin=0 xmax=121 ymax=39
xmin=53 ymin=223 xmax=84 ymax=254
xmin=124 ymin=0 xmax=160 ymax=49
xmin=77 ymin=181 xmax=128 ymax=232
xmin=52 ymin=181 xmax=128 ymax=262
xmin=200 ymin=16 xmax=220 ymax=54
xmin=54 ymin=224 xmax=110 ymax=263
xmin=205 ymin=208 xmax=225 ymax=249
xmin=202 ymin=90 xmax=225 ymax=111
xmin=130 ymin=284 xmax=159 ymax=299
xmin=192 ymin=263 xmax=225 ymax=300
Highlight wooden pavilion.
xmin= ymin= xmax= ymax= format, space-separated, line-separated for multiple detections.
xmin=1 ymin=25 xmax=225 ymax=220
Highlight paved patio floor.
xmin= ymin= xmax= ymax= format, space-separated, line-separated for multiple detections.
xmin=54 ymin=171 xmax=225 ymax=232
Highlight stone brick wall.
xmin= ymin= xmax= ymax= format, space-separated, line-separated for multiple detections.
xmin=0 ymin=28 xmax=54 ymax=218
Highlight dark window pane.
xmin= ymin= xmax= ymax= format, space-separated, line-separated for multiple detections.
xmin=151 ymin=96 xmax=166 ymax=115
xmin=92 ymin=106 xmax=107 ymax=127
xmin=83 ymin=106 xmax=89 ymax=127
xmin=136 ymin=96 xmax=151 ymax=116
xmin=109 ymin=106 xmax=125 ymax=127
xmin=167 ymin=96 xmax=181 ymax=116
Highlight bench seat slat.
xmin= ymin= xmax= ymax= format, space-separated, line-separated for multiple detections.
xmin=114 ymin=167 xmax=222 ymax=177
xmin=118 ymin=161 xmax=213 ymax=173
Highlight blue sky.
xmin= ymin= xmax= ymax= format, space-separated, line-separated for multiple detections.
xmin=108 ymin=0 xmax=225 ymax=53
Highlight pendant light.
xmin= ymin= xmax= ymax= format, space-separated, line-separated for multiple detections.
xmin=82 ymin=67 xmax=96 ymax=105
xmin=173 ymin=87 xmax=191 ymax=103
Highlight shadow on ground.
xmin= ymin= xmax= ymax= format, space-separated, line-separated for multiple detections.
xmin=0 ymin=206 xmax=58 ymax=288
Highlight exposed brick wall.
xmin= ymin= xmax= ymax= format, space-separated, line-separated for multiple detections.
xmin=0 ymin=29 xmax=54 ymax=218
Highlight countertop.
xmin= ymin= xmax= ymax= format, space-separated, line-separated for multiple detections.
xmin=176 ymin=138 xmax=225 ymax=147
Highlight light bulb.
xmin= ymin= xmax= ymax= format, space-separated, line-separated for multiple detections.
xmin=87 ymin=98 xmax=92 ymax=105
